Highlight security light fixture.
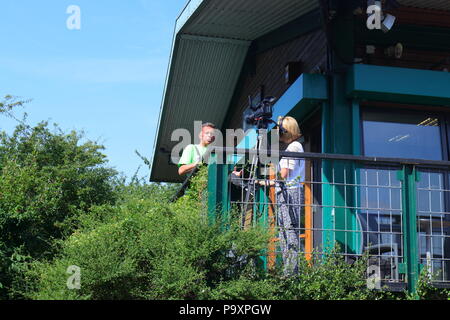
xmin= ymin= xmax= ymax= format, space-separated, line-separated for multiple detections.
xmin=381 ymin=13 xmax=396 ymax=33
xmin=385 ymin=43 xmax=403 ymax=58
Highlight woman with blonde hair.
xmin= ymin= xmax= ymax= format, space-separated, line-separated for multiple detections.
xmin=275 ymin=116 xmax=305 ymax=275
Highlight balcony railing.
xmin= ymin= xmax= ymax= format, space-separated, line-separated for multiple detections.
xmin=203 ymin=147 xmax=450 ymax=292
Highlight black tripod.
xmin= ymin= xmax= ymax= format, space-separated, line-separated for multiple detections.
xmin=230 ymin=123 xmax=286 ymax=227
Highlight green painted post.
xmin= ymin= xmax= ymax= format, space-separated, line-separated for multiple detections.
xmin=321 ymin=102 xmax=335 ymax=252
xmin=321 ymin=81 xmax=359 ymax=254
xmin=351 ymin=100 xmax=362 ymax=253
xmin=207 ymin=158 xmax=219 ymax=225
xmin=351 ymin=101 xmax=361 ymax=156
xmin=320 ymin=5 xmax=359 ymax=254
xmin=256 ymin=185 xmax=269 ymax=271
xmin=207 ymin=154 xmax=231 ymax=227
xmin=398 ymin=165 xmax=420 ymax=296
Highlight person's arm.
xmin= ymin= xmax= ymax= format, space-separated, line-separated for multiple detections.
xmin=278 ymin=157 xmax=292 ymax=180
xmin=178 ymin=145 xmax=196 ymax=176
xmin=178 ymin=163 xmax=198 ymax=176
xmin=280 ymin=167 xmax=290 ymax=179
xmin=232 ymin=167 xmax=242 ymax=177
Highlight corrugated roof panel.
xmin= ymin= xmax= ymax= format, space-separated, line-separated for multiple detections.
xmin=399 ymin=0 xmax=450 ymax=11
xmin=151 ymin=35 xmax=250 ymax=181
xmin=182 ymin=0 xmax=320 ymax=40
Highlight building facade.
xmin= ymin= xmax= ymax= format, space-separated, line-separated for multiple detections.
xmin=151 ymin=0 xmax=450 ymax=293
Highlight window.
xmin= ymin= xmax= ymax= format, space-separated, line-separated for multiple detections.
xmin=362 ymin=109 xmax=443 ymax=161
xmin=361 ymin=107 xmax=450 ymax=283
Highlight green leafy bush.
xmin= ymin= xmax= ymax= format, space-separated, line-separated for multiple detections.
xmin=23 ymin=172 xmax=272 ymax=300
xmin=409 ymin=269 xmax=450 ymax=300
xmin=0 ymin=122 xmax=117 ymax=298
xmin=6 ymin=142 xmax=448 ymax=300
xmin=21 ymin=167 xmax=396 ymax=300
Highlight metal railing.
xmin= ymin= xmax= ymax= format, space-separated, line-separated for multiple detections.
xmin=207 ymin=148 xmax=450 ymax=292
xmin=416 ymin=168 xmax=450 ymax=286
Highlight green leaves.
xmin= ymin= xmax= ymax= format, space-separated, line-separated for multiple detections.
xmin=0 ymin=95 xmax=31 ymax=123
xmin=21 ymin=168 xmax=274 ymax=300
xmin=0 ymin=121 xmax=117 ymax=298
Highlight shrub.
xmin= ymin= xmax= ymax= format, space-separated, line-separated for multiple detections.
xmin=24 ymin=168 xmax=272 ymax=300
xmin=409 ymin=268 xmax=450 ymax=300
xmin=21 ymin=166 xmax=449 ymax=300
xmin=0 ymin=122 xmax=117 ymax=298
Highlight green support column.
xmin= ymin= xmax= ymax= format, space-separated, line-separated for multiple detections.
xmin=255 ymin=185 xmax=269 ymax=271
xmin=207 ymin=159 xmax=220 ymax=225
xmin=398 ymin=165 xmax=420 ymax=296
xmin=352 ymin=100 xmax=362 ymax=253
xmin=321 ymin=80 xmax=359 ymax=254
xmin=321 ymin=4 xmax=359 ymax=255
xmin=351 ymin=101 xmax=361 ymax=156
xmin=207 ymin=154 xmax=232 ymax=227
xmin=321 ymin=102 xmax=335 ymax=252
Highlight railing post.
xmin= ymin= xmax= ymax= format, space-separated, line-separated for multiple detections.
xmin=322 ymin=158 xmax=335 ymax=253
xmin=398 ymin=165 xmax=420 ymax=296
xmin=207 ymin=154 xmax=230 ymax=227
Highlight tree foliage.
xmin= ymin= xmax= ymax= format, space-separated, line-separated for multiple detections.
xmin=0 ymin=95 xmax=30 ymax=123
xmin=23 ymin=171 xmax=271 ymax=299
xmin=0 ymin=121 xmax=117 ymax=298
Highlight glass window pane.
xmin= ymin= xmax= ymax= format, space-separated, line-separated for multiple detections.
xmin=362 ymin=110 xmax=443 ymax=160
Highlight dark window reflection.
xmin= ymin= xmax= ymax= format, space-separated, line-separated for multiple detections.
xmin=363 ymin=110 xmax=442 ymax=161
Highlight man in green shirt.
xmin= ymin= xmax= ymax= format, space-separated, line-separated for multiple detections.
xmin=178 ymin=122 xmax=216 ymax=176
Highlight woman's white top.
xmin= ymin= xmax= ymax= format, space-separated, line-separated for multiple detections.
xmin=278 ymin=140 xmax=305 ymax=189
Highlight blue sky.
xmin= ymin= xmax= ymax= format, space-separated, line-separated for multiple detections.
xmin=0 ymin=0 xmax=187 ymax=180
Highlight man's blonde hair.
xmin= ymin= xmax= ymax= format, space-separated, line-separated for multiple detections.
xmin=278 ymin=116 xmax=302 ymax=143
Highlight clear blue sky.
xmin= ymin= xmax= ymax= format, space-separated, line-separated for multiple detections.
xmin=0 ymin=0 xmax=187 ymax=181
